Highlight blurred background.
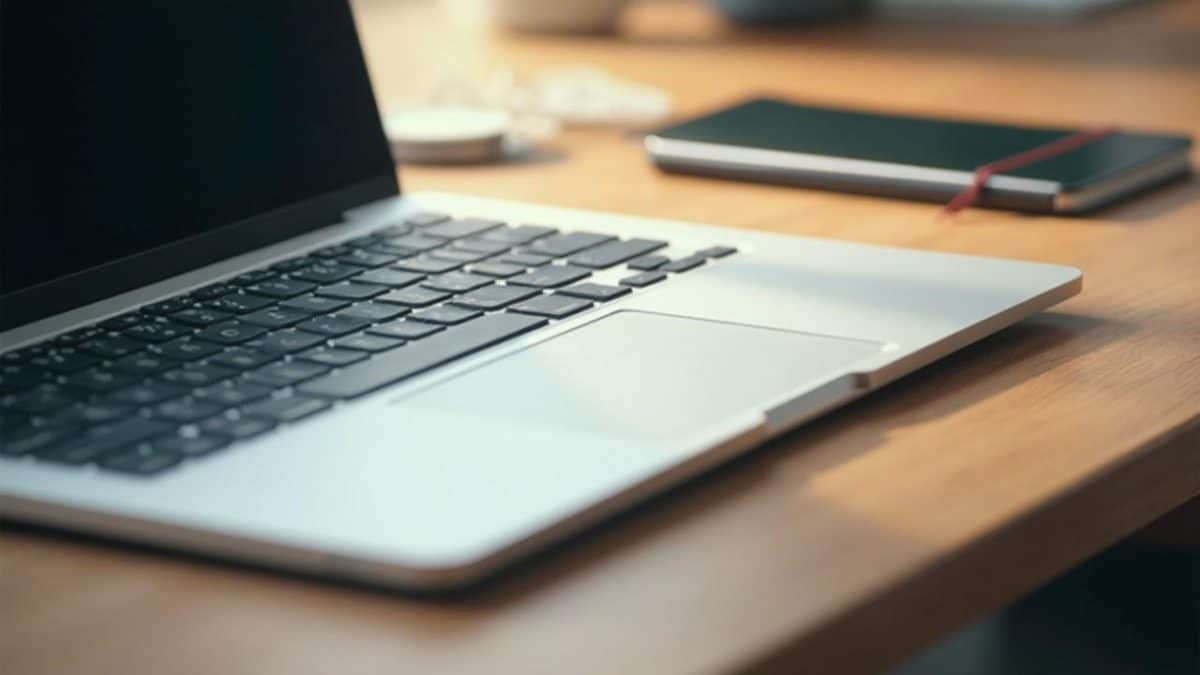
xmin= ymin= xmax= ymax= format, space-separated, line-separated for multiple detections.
xmin=350 ymin=0 xmax=1196 ymax=228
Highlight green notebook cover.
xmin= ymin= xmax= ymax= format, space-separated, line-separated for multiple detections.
xmin=656 ymin=98 xmax=1192 ymax=193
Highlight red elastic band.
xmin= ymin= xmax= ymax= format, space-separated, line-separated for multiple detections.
xmin=941 ymin=124 xmax=1119 ymax=216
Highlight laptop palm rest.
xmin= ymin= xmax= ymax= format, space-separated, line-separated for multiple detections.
xmin=399 ymin=310 xmax=885 ymax=443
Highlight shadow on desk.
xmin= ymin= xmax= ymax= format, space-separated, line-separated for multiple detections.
xmin=1086 ymin=175 xmax=1200 ymax=225
xmin=888 ymin=540 xmax=1200 ymax=675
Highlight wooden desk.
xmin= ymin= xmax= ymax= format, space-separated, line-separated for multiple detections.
xmin=4 ymin=1 xmax=1199 ymax=673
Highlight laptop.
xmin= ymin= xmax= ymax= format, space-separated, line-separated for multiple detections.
xmin=0 ymin=0 xmax=1081 ymax=589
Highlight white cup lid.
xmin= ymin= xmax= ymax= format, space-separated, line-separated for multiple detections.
xmin=382 ymin=105 xmax=511 ymax=145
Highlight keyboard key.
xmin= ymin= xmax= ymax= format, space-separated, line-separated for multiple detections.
xmin=558 ymin=283 xmax=631 ymax=302
xmin=270 ymin=256 xmax=316 ymax=273
xmin=109 ymin=382 xmax=188 ymax=406
xmin=54 ymin=325 xmax=108 ymax=346
xmin=154 ymin=399 xmax=224 ymax=423
xmin=152 ymin=434 xmax=229 ymax=458
xmin=373 ymin=223 xmax=413 ymax=238
xmin=453 ymin=238 xmax=512 ymax=256
xmin=30 ymin=349 xmax=100 ymax=374
xmin=243 ymin=395 xmax=332 ymax=423
xmin=0 ymin=411 xmax=29 ymax=430
xmin=79 ymin=336 xmax=145 ymax=359
xmin=1 ymin=356 xmax=28 ymax=372
xmin=0 ymin=364 xmax=46 ymax=394
xmin=240 ymin=306 xmax=312 ymax=329
xmin=161 ymin=363 xmax=237 ymax=387
xmin=111 ymin=352 xmax=178 ymax=376
xmin=204 ymin=293 xmax=274 ymax=314
xmin=430 ymin=248 xmax=490 ymax=264
xmin=338 ymin=302 xmax=408 ymax=323
xmin=528 ymin=232 xmax=614 ymax=257
xmin=2 ymin=426 xmax=78 ymax=457
xmin=383 ymin=233 xmax=444 ymax=252
xmin=405 ymin=211 xmax=451 ymax=227
xmin=450 ymin=285 xmax=539 ymax=311
xmin=253 ymin=329 xmax=326 ymax=354
xmin=310 ymin=243 xmax=355 ymax=259
xmin=481 ymin=224 xmax=557 ymax=245
xmin=352 ymin=268 xmax=424 ymax=288
xmin=195 ymin=321 xmax=269 ymax=345
xmin=339 ymin=231 xmax=377 ymax=245
xmin=499 ymin=252 xmax=553 ymax=267
xmin=1 ymin=349 xmax=37 ymax=366
xmin=368 ymin=242 xmax=421 ymax=258
xmin=696 ymin=245 xmax=737 ymax=258
xmin=507 ymin=265 xmax=592 ymax=289
xmin=661 ymin=255 xmax=707 ymax=273
xmin=298 ymin=348 xmax=368 ymax=367
xmin=338 ymin=249 xmax=398 ymax=268
xmin=231 ymin=269 xmax=278 ymax=286
xmin=315 ymin=282 xmax=388 ymax=301
xmin=210 ymin=347 xmax=279 ymax=370
xmin=423 ymin=217 xmax=503 ymax=240
xmin=468 ymin=262 xmax=525 ymax=278
xmin=301 ymin=313 xmax=547 ymax=399
xmin=409 ymin=306 xmax=482 ymax=326
xmin=246 ymin=278 xmax=317 ymax=299
xmin=152 ymin=337 xmax=222 ymax=361
xmin=422 ymin=271 xmax=493 ymax=293
xmin=296 ymin=314 xmax=372 ymax=337
xmin=333 ymin=334 xmax=404 ymax=352
xmin=291 ymin=263 xmax=361 ymax=284
xmin=248 ymin=361 xmax=329 ymax=387
xmin=392 ymin=256 xmax=463 ymax=274
xmin=36 ymin=418 xmax=174 ymax=465
xmin=367 ymin=320 xmax=444 ymax=341
xmin=5 ymin=425 xmax=66 ymax=456
xmin=347 ymin=233 xmax=385 ymax=247
xmin=0 ymin=411 xmax=29 ymax=433
xmin=100 ymin=313 xmax=147 ymax=330
xmin=280 ymin=295 xmax=350 ymax=314
xmin=568 ymin=238 xmax=667 ymax=269
xmin=199 ymin=415 xmax=276 ymax=440
xmin=510 ymin=294 xmax=593 ymax=319
xmin=192 ymin=283 xmax=239 ymax=301
xmin=6 ymin=384 xmax=76 ymax=414
xmin=619 ymin=271 xmax=667 ymax=287
xmin=172 ymin=307 xmax=235 ymax=327
xmin=123 ymin=320 xmax=193 ymax=343
xmin=194 ymin=382 xmax=273 ymax=407
xmin=48 ymin=402 xmax=134 ymax=427
xmin=626 ymin=254 xmax=670 ymax=271
xmin=97 ymin=447 xmax=183 ymax=476
xmin=377 ymin=287 xmax=450 ymax=307
xmin=64 ymin=368 xmax=137 ymax=394
xmin=0 ymin=364 xmax=49 ymax=394
xmin=142 ymin=297 xmax=195 ymax=315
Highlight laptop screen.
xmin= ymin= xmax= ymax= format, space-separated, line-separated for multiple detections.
xmin=1 ymin=1 xmax=396 ymax=329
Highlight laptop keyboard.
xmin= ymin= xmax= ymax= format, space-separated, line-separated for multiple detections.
xmin=0 ymin=213 xmax=736 ymax=477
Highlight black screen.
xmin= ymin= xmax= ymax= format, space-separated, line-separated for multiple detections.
xmin=1 ymin=1 xmax=396 ymax=326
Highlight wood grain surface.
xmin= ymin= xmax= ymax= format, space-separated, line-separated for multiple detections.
xmin=4 ymin=1 xmax=1199 ymax=673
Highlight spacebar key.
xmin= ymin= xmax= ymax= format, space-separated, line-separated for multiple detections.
xmin=299 ymin=313 xmax=547 ymax=399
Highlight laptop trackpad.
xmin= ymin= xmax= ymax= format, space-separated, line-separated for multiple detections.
xmin=400 ymin=310 xmax=885 ymax=442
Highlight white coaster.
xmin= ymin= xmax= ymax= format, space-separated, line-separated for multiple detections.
xmin=383 ymin=106 xmax=512 ymax=164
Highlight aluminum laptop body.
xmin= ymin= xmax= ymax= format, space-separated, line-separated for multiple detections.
xmin=0 ymin=1 xmax=1081 ymax=589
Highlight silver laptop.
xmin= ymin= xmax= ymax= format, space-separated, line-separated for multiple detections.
xmin=0 ymin=1 xmax=1080 ymax=589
